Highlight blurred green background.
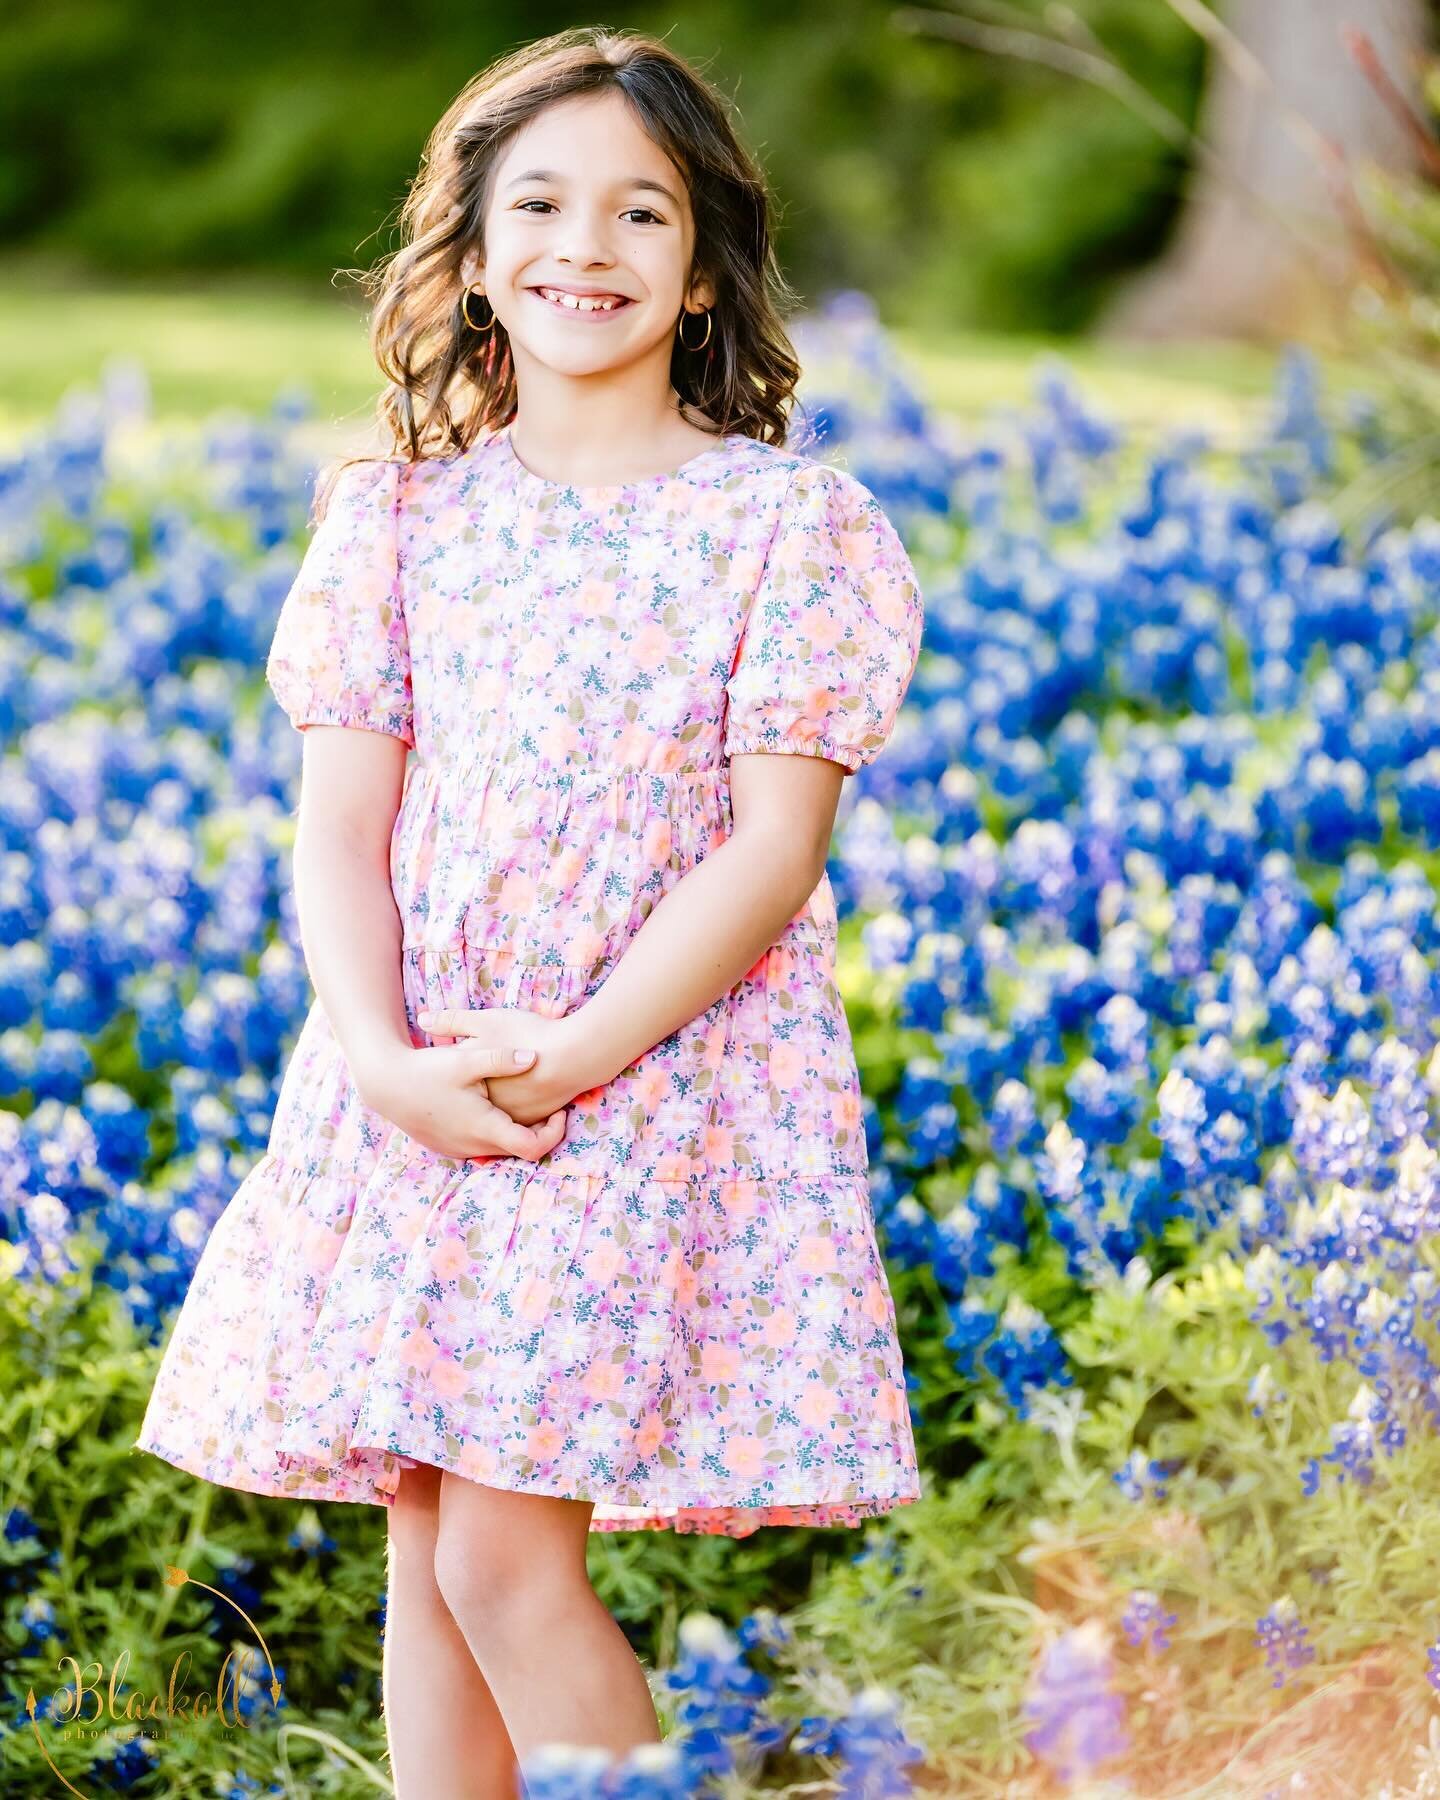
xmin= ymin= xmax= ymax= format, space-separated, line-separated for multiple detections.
xmin=0 ymin=0 xmax=1263 ymax=439
xmin=0 ymin=1 xmax=1200 ymax=326
xmin=5 ymin=1 xmax=1433 ymax=445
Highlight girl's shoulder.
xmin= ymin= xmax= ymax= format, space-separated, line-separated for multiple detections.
xmin=727 ymin=436 xmax=894 ymax=507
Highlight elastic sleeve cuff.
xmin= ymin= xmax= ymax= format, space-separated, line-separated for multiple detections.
xmin=722 ymin=732 xmax=863 ymax=774
xmin=287 ymin=702 xmax=415 ymax=748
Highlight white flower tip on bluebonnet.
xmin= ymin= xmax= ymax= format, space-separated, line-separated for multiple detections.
xmin=1316 ymin=1260 xmax=1349 ymax=1301
xmin=1291 ymin=1196 xmax=1320 ymax=1249
xmin=291 ymin=1508 xmax=325 ymax=1550
xmin=1156 ymin=1066 xmax=1205 ymax=1125
xmin=1271 ymin=1594 xmax=1300 ymax=1626
xmin=1347 ymin=1382 xmax=1378 ymax=1423
xmin=171 ymin=1206 xmax=205 ymax=1250
xmin=940 ymin=1201 xmax=978 ymax=1239
xmin=625 ymin=1744 xmax=684 ymax=1774
xmin=1243 ymin=1245 xmax=1281 ymax=1294
xmin=1248 ymin=1365 xmax=1276 ymax=1409
xmin=1237 ymin=1186 xmax=1265 ymax=1230
xmin=1121 ymin=1256 xmax=1151 ymax=1296
xmin=1356 ymin=1286 xmax=1395 ymax=1331
xmin=1425 ymin=1042 xmax=1440 ymax=1094
xmin=677 ymin=1612 xmax=734 ymax=1657
xmin=1398 ymin=1133 xmax=1437 ymax=1189
xmin=518 ymin=1744 xmax=616 ymax=1779
xmin=851 ymin=1683 xmax=901 ymax=1719
xmin=976 ymin=920 xmax=1013 ymax=967
xmin=1063 ymin=1618 xmax=1113 ymax=1664
xmin=1329 ymin=1078 xmax=1369 ymax=1129
xmin=25 ymin=1192 xmax=70 ymax=1238
xmin=1329 ymin=1183 xmax=1365 ymax=1229
xmin=999 ymin=1293 xmax=1044 ymax=1337
xmin=1042 ymin=1117 xmax=1087 ymax=1187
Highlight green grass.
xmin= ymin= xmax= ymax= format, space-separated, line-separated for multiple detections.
xmin=0 ymin=258 xmax=1376 ymax=448
xmin=898 ymin=327 xmax=1292 ymax=446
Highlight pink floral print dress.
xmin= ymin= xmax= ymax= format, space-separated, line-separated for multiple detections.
xmin=135 ymin=423 xmax=926 ymax=1535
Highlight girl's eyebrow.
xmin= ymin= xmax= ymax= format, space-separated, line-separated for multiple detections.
xmin=504 ymin=168 xmax=681 ymax=207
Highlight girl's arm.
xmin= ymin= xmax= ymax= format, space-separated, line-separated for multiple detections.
xmin=287 ymin=727 xmax=415 ymax=1090
xmin=564 ymin=752 xmax=847 ymax=1091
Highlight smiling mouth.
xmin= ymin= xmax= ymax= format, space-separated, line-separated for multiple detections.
xmin=529 ymin=286 xmax=634 ymax=315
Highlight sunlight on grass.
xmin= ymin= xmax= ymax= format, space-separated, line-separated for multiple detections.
xmin=0 ymin=264 xmax=1364 ymax=447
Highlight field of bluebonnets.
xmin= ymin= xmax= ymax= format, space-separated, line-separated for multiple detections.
xmin=4 ymin=292 xmax=1440 ymax=1799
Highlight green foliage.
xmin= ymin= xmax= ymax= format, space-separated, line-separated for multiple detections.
xmin=766 ymin=1228 xmax=1440 ymax=1796
xmin=0 ymin=0 xmax=1203 ymax=336
xmin=1329 ymin=52 xmax=1440 ymax=532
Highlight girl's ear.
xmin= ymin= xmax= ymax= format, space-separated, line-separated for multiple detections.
xmin=460 ymin=251 xmax=481 ymax=287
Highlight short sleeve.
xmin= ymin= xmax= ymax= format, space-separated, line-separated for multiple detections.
xmin=264 ymin=456 xmax=415 ymax=747
xmin=722 ymin=460 xmax=924 ymax=776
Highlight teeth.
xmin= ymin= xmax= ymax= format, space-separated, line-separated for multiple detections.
xmin=538 ymin=287 xmax=625 ymax=312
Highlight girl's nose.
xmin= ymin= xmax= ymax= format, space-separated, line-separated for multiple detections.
xmin=551 ymin=214 xmax=620 ymax=266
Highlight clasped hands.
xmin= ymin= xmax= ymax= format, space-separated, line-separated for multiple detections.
xmin=354 ymin=1005 xmax=611 ymax=1164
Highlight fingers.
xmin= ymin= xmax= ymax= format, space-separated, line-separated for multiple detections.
xmin=418 ymin=1009 xmax=528 ymax=1050
xmin=471 ymin=1097 xmax=566 ymax=1160
xmin=416 ymin=1012 xmax=536 ymax=1076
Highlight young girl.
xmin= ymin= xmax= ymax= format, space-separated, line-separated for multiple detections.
xmin=136 ymin=24 xmax=924 ymax=1795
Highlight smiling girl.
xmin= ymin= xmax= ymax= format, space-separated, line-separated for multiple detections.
xmin=136 ymin=25 xmax=924 ymax=1794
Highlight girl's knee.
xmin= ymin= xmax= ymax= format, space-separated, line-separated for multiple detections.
xmin=387 ymin=1461 xmax=443 ymax=1561
xmin=431 ymin=1482 xmax=592 ymax=1633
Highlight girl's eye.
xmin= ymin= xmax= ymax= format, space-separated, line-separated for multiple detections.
xmin=513 ymin=200 xmax=664 ymax=225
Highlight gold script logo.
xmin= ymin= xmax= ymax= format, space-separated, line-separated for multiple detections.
xmin=24 ymin=1563 xmax=285 ymax=1797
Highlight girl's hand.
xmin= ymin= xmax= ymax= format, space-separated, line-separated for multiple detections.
xmin=415 ymin=1006 xmax=608 ymax=1129
xmin=355 ymin=1034 xmax=567 ymax=1163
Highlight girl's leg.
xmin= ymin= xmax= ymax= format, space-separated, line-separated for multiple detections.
xmin=382 ymin=1461 xmax=522 ymax=1799
xmin=432 ymin=1473 xmax=662 ymax=1763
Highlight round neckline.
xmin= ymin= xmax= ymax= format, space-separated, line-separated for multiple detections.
xmin=498 ymin=422 xmax=739 ymax=496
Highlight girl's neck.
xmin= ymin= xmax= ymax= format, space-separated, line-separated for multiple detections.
xmin=504 ymin=392 xmax=723 ymax=488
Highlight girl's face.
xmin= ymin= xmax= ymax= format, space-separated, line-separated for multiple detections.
xmin=464 ymin=89 xmax=713 ymax=384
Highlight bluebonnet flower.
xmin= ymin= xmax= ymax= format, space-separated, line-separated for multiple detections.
xmin=517 ymin=1741 xmax=690 ymax=1800
xmin=981 ymin=1295 xmax=1072 ymax=1415
xmin=659 ymin=1613 xmax=785 ymax=1784
xmin=1254 ymin=1596 xmax=1316 ymax=1688
xmin=792 ymin=1685 xmax=926 ymax=1798
xmin=1023 ymin=1621 xmax=1130 ymax=1783
xmin=1120 ymin=1589 xmax=1178 ymax=1654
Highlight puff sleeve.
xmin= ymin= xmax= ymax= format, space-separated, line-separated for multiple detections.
xmin=264 ymin=456 xmax=415 ymax=747
xmin=723 ymin=459 xmax=923 ymax=776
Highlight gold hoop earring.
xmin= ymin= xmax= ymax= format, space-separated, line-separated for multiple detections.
xmin=462 ymin=284 xmax=495 ymax=333
xmin=678 ymin=307 xmax=712 ymax=351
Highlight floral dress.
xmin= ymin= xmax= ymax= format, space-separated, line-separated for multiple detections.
xmin=135 ymin=423 xmax=926 ymax=1535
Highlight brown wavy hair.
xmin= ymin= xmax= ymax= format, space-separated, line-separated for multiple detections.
xmin=315 ymin=26 xmax=803 ymax=517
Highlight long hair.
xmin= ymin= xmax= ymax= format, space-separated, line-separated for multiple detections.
xmin=316 ymin=27 xmax=803 ymax=516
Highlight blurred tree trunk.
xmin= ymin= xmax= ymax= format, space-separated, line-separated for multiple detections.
xmin=1098 ymin=0 xmax=1432 ymax=345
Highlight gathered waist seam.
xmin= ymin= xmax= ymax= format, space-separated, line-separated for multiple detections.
xmin=407 ymin=756 xmax=729 ymax=788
